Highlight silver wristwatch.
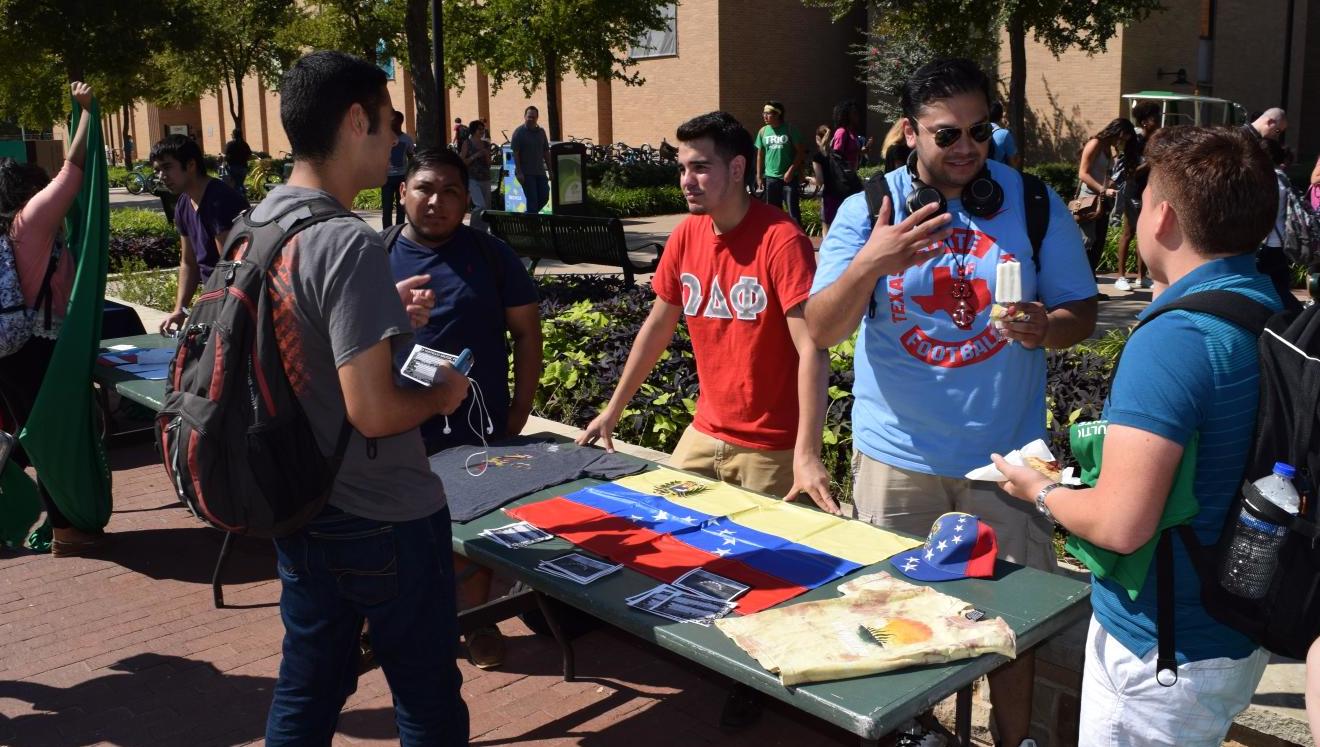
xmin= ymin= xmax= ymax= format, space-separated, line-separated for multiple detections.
xmin=1034 ymin=482 xmax=1063 ymax=523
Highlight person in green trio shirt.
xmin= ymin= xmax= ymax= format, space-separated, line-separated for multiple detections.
xmin=755 ymin=100 xmax=807 ymax=226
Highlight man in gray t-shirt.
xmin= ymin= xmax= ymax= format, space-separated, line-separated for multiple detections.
xmin=510 ymin=105 xmax=551 ymax=214
xmin=262 ymin=51 xmax=471 ymax=744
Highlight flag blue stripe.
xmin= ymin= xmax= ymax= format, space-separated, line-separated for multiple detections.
xmin=563 ymin=483 xmax=861 ymax=587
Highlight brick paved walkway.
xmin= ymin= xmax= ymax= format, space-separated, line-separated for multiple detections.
xmin=0 ymin=438 xmax=858 ymax=746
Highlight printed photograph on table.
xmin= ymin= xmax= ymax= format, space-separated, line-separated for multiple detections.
xmin=673 ymin=567 xmax=749 ymax=603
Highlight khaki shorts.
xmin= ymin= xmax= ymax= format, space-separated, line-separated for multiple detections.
xmin=848 ymin=451 xmax=1058 ymax=573
xmin=668 ymin=426 xmax=796 ymax=498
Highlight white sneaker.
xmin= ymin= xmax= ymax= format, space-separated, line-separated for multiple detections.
xmin=1113 ymin=277 xmax=1133 ymax=292
xmin=1140 ymin=276 xmax=1153 ymax=288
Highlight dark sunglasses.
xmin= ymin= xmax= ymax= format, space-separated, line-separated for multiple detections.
xmin=910 ymin=119 xmax=994 ymax=148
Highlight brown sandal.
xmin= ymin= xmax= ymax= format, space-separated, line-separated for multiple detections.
xmin=51 ymin=527 xmax=106 ymax=557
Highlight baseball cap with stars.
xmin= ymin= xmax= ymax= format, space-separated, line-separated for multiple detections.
xmin=891 ymin=511 xmax=998 ymax=582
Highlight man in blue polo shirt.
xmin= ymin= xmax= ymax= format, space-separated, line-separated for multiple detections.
xmin=388 ymin=147 xmax=541 ymax=669
xmin=994 ymin=126 xmax=1282 ymax=746
xmin=805 ymin=59 xmax=1097 ymax=747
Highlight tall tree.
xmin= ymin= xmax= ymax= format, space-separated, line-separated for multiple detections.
xmin=807 ymin=0 xmax=1163 ymax=159
xmin=444 ymin=0 xmax=670 ymax=140
xmin=403 ymin=0 xmax=442 ymax=148
xmin=293 ymin=0 xmax=407 ymax=64
xmin=0 ymin=0 xmax=197 ymax=127
xmin=155 ymin=0 xmax=302 ymax=139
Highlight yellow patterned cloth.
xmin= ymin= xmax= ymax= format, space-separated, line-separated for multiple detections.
xmin=613 ymin=469 xmax=921 ymax=565
xmin=715 ymin=572 xmax=1016 ymax=685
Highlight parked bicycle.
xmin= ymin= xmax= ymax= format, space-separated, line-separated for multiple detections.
xmin=124 ymin=164 xmax=161 ymax=195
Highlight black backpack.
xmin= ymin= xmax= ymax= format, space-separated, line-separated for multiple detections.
xmin=156 ymin=197 xmax=354 ymax=537
xmin=861 ymin=170 xmax=1051 ymax=318
xmin=821 ymin=137 xmax=863 ymax=198
xmin=1128 ymin=292 xmax=1319 ymax=678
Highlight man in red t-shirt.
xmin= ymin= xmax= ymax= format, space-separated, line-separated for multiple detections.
xmin=577 ymin=111 xmax=834 ymax=515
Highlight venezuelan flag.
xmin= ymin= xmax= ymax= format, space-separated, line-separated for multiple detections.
xmin=507 ymin=469 xmax=923 ymax=613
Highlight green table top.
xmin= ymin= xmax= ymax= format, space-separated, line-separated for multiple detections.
xmin=451 ymin=472 xmax=1090 ymax=741
xmin=96 ymin=334 xmax=172 ymax=411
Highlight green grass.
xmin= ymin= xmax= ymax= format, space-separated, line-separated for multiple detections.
xmin=109 ymin=208 xmax=175 ymax=241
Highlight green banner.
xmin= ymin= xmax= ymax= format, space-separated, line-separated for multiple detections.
xmin=18 ymin=97 xmax=112 ymax=531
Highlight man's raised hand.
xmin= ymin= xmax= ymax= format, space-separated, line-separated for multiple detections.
xmin=858 ymin=197 xmax=953 ymax=277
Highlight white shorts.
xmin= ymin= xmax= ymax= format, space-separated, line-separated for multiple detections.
xmin=1079 ymin=615 xmax=1268 ymax=747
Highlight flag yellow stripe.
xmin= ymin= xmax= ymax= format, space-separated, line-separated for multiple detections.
xmin=612 ymin=469 xmax=921 ymax=564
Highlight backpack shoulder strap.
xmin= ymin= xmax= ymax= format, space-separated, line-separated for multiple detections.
xmin=1020 ymin=171 xmax=1050 ymax=271
xmin=863 ymin=171 xmax=893 ymax=231
xmin=1137 ymin=289 xmax=1275 ymax=336
xmin=380 ymin=223 xmax=406 ymax=254
xmin=231 ymin=197 xmax=355 ymax=271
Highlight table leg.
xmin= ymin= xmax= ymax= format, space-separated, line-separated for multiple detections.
xmin=533 ymin=591 xmax=576 ymax=682
xmin=955 ymin=685 xmax=972 ymax=747
xmin=212 ymin=531 xmax=235 ymax=608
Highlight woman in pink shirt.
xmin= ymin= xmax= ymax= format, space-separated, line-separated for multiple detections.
xmin=0 ymin=82 xmax=99 ymax=555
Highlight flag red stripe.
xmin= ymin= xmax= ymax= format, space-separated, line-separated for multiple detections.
xmin=509 ymin=497 xmax=809 ymax=614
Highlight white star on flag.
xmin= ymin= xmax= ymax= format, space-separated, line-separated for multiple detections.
xmin=925 ymin=549 xmax=935 ymax=561
xmin=951 ymin=534 xmax=963 ymax=545
xmin=722 ymin=536 xmax=737 ymax=546
xmin=653 ymin=510 xmax=670 ymax=521
xmin=629 ymin=514 xmax=644 ymax=522
xmin=676 ymin=515 xmax=696 ymax=525
xmin=714 ymin=548 xmax=731 ymax=557
xmin=936 ymin=540 xmax=948 ymax=552
xmin=902 ymin=557 xmax=919 ymax=572
xmin=715 ymin=528 xmax=735 ymax=537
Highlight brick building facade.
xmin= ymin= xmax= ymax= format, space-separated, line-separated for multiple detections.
xmin=1001 ymin=0 xmax=1320 ymax=163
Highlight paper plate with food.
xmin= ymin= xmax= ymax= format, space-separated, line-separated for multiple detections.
xmin=964 ymin=438 xmax=1080 ymax=485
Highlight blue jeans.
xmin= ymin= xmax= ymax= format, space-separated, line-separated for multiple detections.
xmin=520 ymin=173 xmax=550 ymax=214
xmin=266 ymin=505 xmax=468 ymax=746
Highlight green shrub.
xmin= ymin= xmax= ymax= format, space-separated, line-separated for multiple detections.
xmin=800 ymin=197 xmax=823 ymax=237
xmin=856 ymin=165 xmax=884 ymax=182
xmin=1025 ymin=161 xmax=1078 ymax=201
xmin=109 ymin=208 xmax=175 ymax=241
xmin=354 ymin=189 xmax=383 ymax=211
xmin=587 ymin=161 xmax=678 ymax=189
xmin=113 ymin=258 xmax=185 ymax=312
xmin=588 ymin=185 xmax=686 ymax=218
xmin=107 ymin=165 xmax=131 ymax=188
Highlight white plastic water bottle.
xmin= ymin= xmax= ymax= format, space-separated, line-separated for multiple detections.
xmin=1220 ymin=462 xmax=1301 ymax=599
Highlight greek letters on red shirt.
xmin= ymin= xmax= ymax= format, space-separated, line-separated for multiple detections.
xmin=652 ymin=200 xmax=816 ymax=451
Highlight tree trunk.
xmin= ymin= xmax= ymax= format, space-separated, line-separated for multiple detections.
xmin=543 ymin=50 xmax=562 ymax=141
xmin=405 ymin=0 xmax=440 ymax=148
xmin=1008 ymin=10 xmax=1027 ymax=163
xmin=224 ymin=75 xmax=239 ymax=135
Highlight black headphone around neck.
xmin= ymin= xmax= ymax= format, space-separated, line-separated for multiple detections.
xmin=904 ymin=150 xmax=1004 ymax=219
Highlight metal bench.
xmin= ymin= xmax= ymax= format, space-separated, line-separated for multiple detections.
xmin=482 ymin=210 xmax=663 ymax=285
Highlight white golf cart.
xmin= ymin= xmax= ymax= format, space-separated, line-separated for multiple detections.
xmin=1121 ymin=91 xmax=1249 ymax=127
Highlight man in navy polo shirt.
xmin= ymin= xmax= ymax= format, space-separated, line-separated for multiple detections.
xmin=388 ymin=147 xmax=542 ymax=669
xmin=151 ymin=134 xmax=249 ymax=336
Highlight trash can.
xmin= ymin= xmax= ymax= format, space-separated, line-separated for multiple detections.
xmin=549 ymin=141 xmax=588 ymax=215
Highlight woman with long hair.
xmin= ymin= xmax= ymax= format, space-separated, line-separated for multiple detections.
xmin=1076 ymin=117 xmax=1136 ymax=274
xmin=460 ymin=118 xmax=493 ymax=232
xmin=880 ymin=119 xmax=911 ymax=173
xmin=0 ymin=82 xmax=99 ymax=555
